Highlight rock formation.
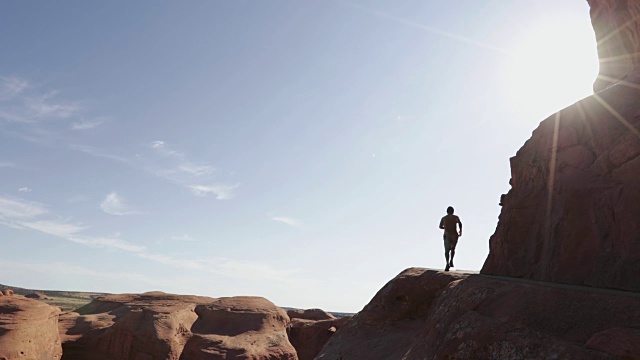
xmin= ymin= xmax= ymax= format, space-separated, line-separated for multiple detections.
xmin=481 ymin=79 xmax=640 ymax=290
xmin=59 ymin=292 xmax=297 ymax=360
xmin=287 ymin=314 xmax=350 ymax=360
xmin=317 ymin=268 xmax=640 ymax=359
xmin=0 ymin=296 xmax=63 ymax=360
xmin=286 ymin=308 xmax=335 ymax=322
xmin=25 ymin=292 xmax=51 ymax=300
xmin=3 ymin=289 xmax=14 ymax=296
xmin=589 ymin=0 xmax=640 ymax=91
xmin=481 ymin=0 xmax=640 ymax=292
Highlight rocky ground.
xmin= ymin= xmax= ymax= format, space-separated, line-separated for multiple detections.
xmin=318 ymin=268 xmax=640 ymax=359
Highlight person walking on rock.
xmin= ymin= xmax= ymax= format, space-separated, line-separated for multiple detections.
xmin=439 ymin=206 xmax=462 ymax=271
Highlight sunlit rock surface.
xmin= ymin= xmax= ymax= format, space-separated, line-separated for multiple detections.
xmin=0 ymin=296 xmax=62 ymax=360
xmin=317 ymin=268 xmax=640 ymax=360
xmin=59 ymin=292 xmax=296 ymax=360
xmin=589 ymin=0 xmax=640 ymax=91
xmin=480 ymin=0 xmax=640 ymax=291
xmin=481 ymin=60 xmax=640 ymax=290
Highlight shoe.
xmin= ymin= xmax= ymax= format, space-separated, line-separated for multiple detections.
xmin=445 ymin=264 xmax=450 ymax=272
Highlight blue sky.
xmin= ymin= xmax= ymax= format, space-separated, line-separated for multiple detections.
xmin=0 ymin=1 xmax=598 ymax=312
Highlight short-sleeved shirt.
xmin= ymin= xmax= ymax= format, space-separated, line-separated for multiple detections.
xmin=440 ymin=214 xmax=460 ymax=234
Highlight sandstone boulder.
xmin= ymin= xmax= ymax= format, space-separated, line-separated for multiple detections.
xmin=317 ymin=268 xmax=640 ymax=360
xmin=179 ymin=296 xmax=296 ymax=360
xmin=25 ymin=292 xmax=50 ymax=300
xmin=286 ymin=308 xmax=335 ymax=321
xmin=288 ymin=317 xmax=350 ymax=360
xmin=3 ymin=289 xmax=14 ymax=296
xmin=0 ymin=296 xmax=62 ymax=360
xmin=316 ymin=268 xmax=465 ymax=360
xmin=59 ymin=292 xmax=297 ymax=360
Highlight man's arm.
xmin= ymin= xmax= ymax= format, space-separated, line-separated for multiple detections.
xmin=439 ymin=217 xmax=444 ymax=229
xmin=457 ymin=218 xmax=463 ymax=236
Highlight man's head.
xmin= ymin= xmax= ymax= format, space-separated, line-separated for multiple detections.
xmin=447 ymin=206 xmax=454 ymax=215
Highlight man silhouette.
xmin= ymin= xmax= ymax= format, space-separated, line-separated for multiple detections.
xmin=439 ymin=206 xmax=462 ymax=271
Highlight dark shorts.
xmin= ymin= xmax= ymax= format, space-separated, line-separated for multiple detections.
xmin=444 ymin=232 xmax=458 ymax=252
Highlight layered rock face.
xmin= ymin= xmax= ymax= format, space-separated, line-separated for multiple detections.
xmin=0 ymin=296 xmax=63 ymax=360
xmin=481 ymin=0 xmax=640 ymax=291
xmin=318 ymin=268 xmax=640 ymax=360
xmin=59 ymin=292 xmax=297 ymax=360
xmin=481 ymin=78 xmax=640 ymax=290
xmin=589 ymin=0 xmax=640 ymax=91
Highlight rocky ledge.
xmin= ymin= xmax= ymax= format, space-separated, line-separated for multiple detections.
xmin=317 ymin=268 xmax=640 ymax=360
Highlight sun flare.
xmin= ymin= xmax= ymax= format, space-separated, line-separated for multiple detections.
xmin=504 ymin=18 xmax=599 ymax=116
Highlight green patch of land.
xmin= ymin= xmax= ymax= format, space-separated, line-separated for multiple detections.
xmin=41 ymin=295 xmax=94 ymax=311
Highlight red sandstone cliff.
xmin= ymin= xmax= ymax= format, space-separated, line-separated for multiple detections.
xmin=481 ymin=0 xmax=640 ymax=292
xmin=481 ymin=79 xmax=640 ymax=290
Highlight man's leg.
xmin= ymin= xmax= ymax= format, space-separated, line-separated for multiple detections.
xmin=450 ymin=249 xmax=455 ymax=267
xmin=444 ymin=235 xmax=451 ymax=271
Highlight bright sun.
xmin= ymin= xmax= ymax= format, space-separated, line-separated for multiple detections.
xmin=504 ymin=17 xmax=600 ymax=118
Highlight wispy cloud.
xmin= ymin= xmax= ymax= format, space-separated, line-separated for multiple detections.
xmin=100 ymin=192 xmax=140 ymax=216
xmin=18 ymin=187 xmax=31 ymax=193
xmin=69 ymin=144 xmax=129 ymax=163
xmin=0 ymin=195 xmax=297 ymax=286
xmin=0 ymin=162 xmax=15 ymax=168
xmin=0 ymin=75 xmax=98 ymax=147
xmin=0 ymin=76 xmax=29 ymax=101
xmin=0 ymin=196 xmax=47 ymax=219
xmin=271 ymin=216 xmax=299 ymax=227
xmin=150 ymin=140 xmax=165 ymax=149
xmin=24 ymin=91 xmax=80 ymax=120
xmin=148 ymin=140 xmax=238 ymax=199
xmin=337 ymin=1 xmax=510 ymax=55
xmin=189 ymin=184 xmax=239 ymax=199
xmin=69 ymin=236 xmax=146 ymax=252
xmin=0 ymin=195 xmax=144 ymax=253
xmin=0 ymin=110 xmax=26 ymax=123
xmin=71 ymin=118 xmax=104 ymax=130
xmin=0 ymin=77 xmax=82 ymax=124
xmin=149 ymin=140 xmax=215 ymax=177
xmin=21 ymin=220 xmax=86 ymax=237
xmin=69 ymin=139 xmax=237 ymax=200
